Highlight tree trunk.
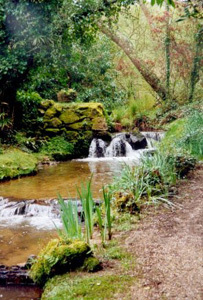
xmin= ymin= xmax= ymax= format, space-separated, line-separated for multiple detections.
xmin=189 ymin=26 xmax=203 ymax=102
xmin=99 ymin=24 xmax=167 ymax=101
xmin=165 ymin=3 xmax=171 ymax=101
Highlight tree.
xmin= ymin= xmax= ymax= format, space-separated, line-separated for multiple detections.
xmin=0 ymin=0 xmax=63 ymax=117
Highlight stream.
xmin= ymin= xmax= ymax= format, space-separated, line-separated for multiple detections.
xmin=0 ymin=132 xmax=162 ymax=299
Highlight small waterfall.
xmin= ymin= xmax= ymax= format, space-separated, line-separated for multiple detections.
xmin=106 ymin=137 xmax=126 ymax=157
xmin=142 ymin=131 xmax=165 ymax=149
xmin=88 ymin=132 xmax=148 ymax=158
xmin=0 ymin=197 xmax=86 ymax=229
xmin=88 ymin=138 xmax=107 ymax=158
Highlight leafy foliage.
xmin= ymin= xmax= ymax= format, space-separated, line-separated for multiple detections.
xmin=40 ymin=136 xmax=74 ymax=160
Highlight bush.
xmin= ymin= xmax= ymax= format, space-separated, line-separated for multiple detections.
xmin=16 ymin=90 xmax=43 ymax=133
xmin=162 ymin=110 xmax=203 ymax=159
xmin=40 ymin=136 xmax=74 ymax=160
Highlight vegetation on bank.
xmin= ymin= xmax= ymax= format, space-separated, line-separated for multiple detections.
xmin=0 ymin=0 xmax=202 ymax=298
xmin=0 ymin=148 xmax=38 ymax=180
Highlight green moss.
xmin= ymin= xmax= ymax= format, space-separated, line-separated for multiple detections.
xmin=40 ymin=100 xmax=55 ymax=109
xmin=45 ymin=128 xmax=61 ymax=134
xmin=30 ymin=238 xmax=92 ymax=286
xmin=64 ymin=131 xmax=79 ymax=141
xmin=42 ymin=273 xmax=134 ymax=300
xmin=67 ymin=119 xmax=91 ymax=131
xmin=76 ymin=103 xmax=104 ymax=118
xmin=59 ymin=109 xmax=80 ymax=124
xmin=82 ymin=257 xmax=101 ymax=272
xmin=45 ymin=118 xmax=62 ymax=128
xmin=57 ymin=89 xmax=77 ymax=102
xmin=0 ymin=148 xmax=38 ymax=180
xmin=44 ymin=107 xmax=58 ymax=119
xmin=92 ymin=117 xmax=108 ymax=131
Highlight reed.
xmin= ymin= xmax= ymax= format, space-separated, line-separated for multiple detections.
xmin=103 ymin=188 xmax=112 ymax=241
xmin=57 ymin=194 xmax=82 ymax=240
xmin=77 ymin=178 xmax=94 ymax=244
xmin=96 ymin=206 xmax=105 ymax=245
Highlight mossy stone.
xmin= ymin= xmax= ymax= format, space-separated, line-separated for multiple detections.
xmin=45 ymin=128 xmax=61 ymax=134
xmin=30 ymin=238 xmax=92 ymax=286
xmin=82 ymin=257 xmax=101 ymax=272
xmin=59 ymin=109 xmax=81 ymax=124
xmin=40 ymin=100 xmax=55 ymax=109
xmin=44 ymin=107 xmax=58 ymax=119
xmin=65 ymin=131 xmax=79 ymax=141
xmin=67 ymin=119 xmax=91 ymax=131
xmin=92 ymin=117 xmax=108 ymax=131
xmin=76 ymin=103 xmax=104 ymax=118
xmin=57 ymin=89 xmax=77 ymax=102
xmin=46 ymin=118 xmax=62 ymax=128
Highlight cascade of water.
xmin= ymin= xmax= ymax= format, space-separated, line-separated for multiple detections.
xmin=141 ymin=131 xmax=165 ymax=149
xmin=88 ymin=132 xmax=150 ymax=158
xmin=106 ymin=137 xmax=126 ymax=157
xmin=88 ymin=138 xmax=107 ymax=158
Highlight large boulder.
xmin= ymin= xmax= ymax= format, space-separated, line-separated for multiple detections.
xmin=29 ymin=238 xmax=99 ymax=286
xmin=39 ymin=101 xmax=108 ymax=138
xmin=114 ymin=132 xmax=147 ymax=150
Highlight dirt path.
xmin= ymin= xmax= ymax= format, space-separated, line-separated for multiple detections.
xmin=123 ymin=165 xmax=203 ymax=300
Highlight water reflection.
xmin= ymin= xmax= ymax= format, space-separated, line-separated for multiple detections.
xmin=0 ymin=286 xmax=42 ymax=300
xmin=0 ymin=159 xmax=132 ymax=200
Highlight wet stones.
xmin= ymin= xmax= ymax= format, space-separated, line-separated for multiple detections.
xmin=0 ymin=265 xmax=34 ymax=285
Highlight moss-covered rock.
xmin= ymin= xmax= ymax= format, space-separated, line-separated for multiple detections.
xmin=92 ymin=117 xmax=108 ymax=131
xmin=82 ymin=257 xmax=101 ymax=272
xmin=59 ymin=109 xmax=81 ymax=124
xmin=57 ymin=89 xmax=77 ymax=102
xmin=40 ymin=100 xmax=55 ymax=109
xmin=114 ymin=192 xmax=139 ymax=214
xmin=30 ymin=238 xmax=92 ymax=286
xmin=45 ymin=117 xmax=62 ymax=128
xmin=0 ymin=148 xmax=38 ymax=181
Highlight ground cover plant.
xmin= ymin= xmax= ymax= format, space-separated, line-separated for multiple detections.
xmin=0 ymin=148 xmax=38 ymax=180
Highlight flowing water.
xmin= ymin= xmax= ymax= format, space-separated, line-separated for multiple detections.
xmin=0 ymin=132 xmax=164 ymax=299
xmin=0 ymin=158 xmax=139 ymax=267
xmin=0 ymin=159 xmax=126 ymax=200
xmin=0 ymin=286 xmax=42 ymax=300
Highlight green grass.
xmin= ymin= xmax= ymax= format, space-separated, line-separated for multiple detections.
xmin=0 ymin=148 xmax=38 ymax=180
xmin=161 ymin=110 xmax=203 ymax=160
xmin=42 ymin=273 xmax=134 ymax=300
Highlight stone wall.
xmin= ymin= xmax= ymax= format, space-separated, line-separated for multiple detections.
xmin=38 ymin=101 xmax=109 ymax=156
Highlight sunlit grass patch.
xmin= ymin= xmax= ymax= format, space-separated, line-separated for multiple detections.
xmin=42 ymin=273 xmax=134 ymax=300
xmin=0 ymin=148 xmax=38 ymax=180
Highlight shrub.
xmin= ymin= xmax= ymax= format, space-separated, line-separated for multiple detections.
xmin=40 ymin=136 xmax=74 ymax=160
xmin=16 ymin=90 xmax=43 ymax=133
xmin=162 ymin=110 xmax=203 ymax=159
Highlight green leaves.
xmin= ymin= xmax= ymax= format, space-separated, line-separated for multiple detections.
xmin=57 ymin=194 xmax=83 ymax=240
xmin=151 ymin=0 xmax=175 ymax=7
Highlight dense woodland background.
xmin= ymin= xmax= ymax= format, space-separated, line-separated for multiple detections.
xmin=0 ymin=0 xmax=202 ymax=164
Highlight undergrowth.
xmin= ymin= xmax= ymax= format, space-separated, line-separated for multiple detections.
xmin=0 ymin=148 xmax=38 ymax=180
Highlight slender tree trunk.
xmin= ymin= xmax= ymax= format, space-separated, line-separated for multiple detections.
xmin=99 ymin=24 xmax=167 ymax=101
xmin=165 ymin=3 xmax=171 ymax=101
xmin=189 ymin=26 xmax=203 ymax=102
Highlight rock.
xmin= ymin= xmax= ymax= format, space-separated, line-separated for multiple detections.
xmin=57 ymin=89 xmax=77 ymax=102
xmin=29 ymin=238 xmax=94 ymax=286
xmin=92 ymin=117 xmax=108 ymax=131
xmin=82 ymin=257 xmax=102 ymax=272
xmin=0 ymin=264 xmax=34 ymax=285
xmin=115 ymin=132 xmax=147 ymax=150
